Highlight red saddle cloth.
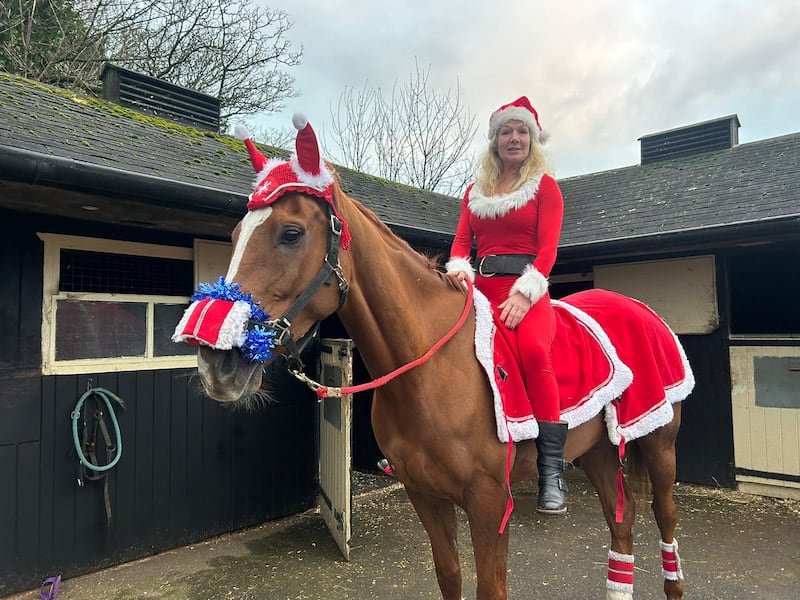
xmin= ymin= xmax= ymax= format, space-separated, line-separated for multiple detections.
xmin=475 ymin=288 xmax=694 ymax=445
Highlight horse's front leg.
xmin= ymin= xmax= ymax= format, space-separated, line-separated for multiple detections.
xmin=405 ymin=488 xmax=463 ymax=600
xmin=463 ymin=471 xmax=511 ymax=600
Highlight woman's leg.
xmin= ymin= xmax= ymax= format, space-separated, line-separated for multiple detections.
xmin=517 ymin=299 xmax=568 ymax=513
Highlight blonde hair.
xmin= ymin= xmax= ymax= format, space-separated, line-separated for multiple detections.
xmin=474 ymin=130 xmax=552 ymax=196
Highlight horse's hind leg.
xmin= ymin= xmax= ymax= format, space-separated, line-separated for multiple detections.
xmin=580 ymin=439 xmax=637 ymax=600
xmin=405 ymin=488 xmax=463 ymax=600
xmin=637 ymin=404 xmax=684 ymax=600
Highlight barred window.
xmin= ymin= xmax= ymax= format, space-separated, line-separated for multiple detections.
xmin=39 ymin=234 xmax=198 ymax=375
xmin=60 ymin=250 xmax=193 ymax=295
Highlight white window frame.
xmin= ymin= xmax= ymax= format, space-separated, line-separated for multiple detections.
xmin=38 ymin=233 xmax=198 ymax=375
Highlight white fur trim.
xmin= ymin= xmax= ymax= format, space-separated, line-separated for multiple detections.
xmin=215 ymin=300 xmax=252 ymax=349
xmin=605 ymin=399 xmax=675 ymax=446
xmin=488 ymin=106 xmax=543 ymax=142
xmin=467 ymin=174 xmax=543 ymax=219
xmin=233 ymin=124 xmax=250 ymax=140
xmin=510 ymin=265 xmax=548 ymax=304
xmin=602 ymin=298 xmax=695 ymax=445
xmin=172 ymin=303 xmax=197 ymax=343
xmin=472 ymin=287 xmax=538 ymax=443
xmin=608 ymin=549 xmax=635 ymax=563
xmin=551 ymin=299 xmax=634 ymax=429
xmin=660 ymin=538 xmax=684 ymax=581
xmin=445 ymin=257 xmax=475 ymax=282
xmin=289 ymin=153 xmax=334 ymax=191
xmin=292 ymin=112 xmax=308 ymax=130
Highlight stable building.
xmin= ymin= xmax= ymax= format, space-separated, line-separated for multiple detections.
xmin=0 ymin=67 xmax=798 ymax=594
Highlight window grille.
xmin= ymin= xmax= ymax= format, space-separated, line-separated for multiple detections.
xmin=60 ymin=250 xmax=193 ymax=295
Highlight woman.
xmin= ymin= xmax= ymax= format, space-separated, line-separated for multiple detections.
xmin=446 ymin=96 xmax=568 ymax=514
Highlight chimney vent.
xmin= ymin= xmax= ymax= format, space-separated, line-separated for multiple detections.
xmin=101 ymin=64 xmax=220 ymax=132
xmin=639 ymin=115 xmax=740 ymax=165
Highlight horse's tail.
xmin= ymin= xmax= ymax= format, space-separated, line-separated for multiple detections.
xmin=624 ymin=441 xmax=652 ymax=500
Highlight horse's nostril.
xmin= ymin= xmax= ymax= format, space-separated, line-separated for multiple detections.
xmin=219 ymin=348 xmax=239 ymax=378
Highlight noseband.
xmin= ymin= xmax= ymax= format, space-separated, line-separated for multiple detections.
xmin=259 ymin=206 xmax=349 ymax=370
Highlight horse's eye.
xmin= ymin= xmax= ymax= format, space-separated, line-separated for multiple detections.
xmin=280 ymin=228 xmax=303 ymax=245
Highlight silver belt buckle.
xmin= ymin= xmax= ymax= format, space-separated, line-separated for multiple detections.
xmin=478 ymin=255 xmax=495 ymax=277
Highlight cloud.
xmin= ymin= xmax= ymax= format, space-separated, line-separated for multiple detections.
xmin=256 ymin=0 xmax=800 ymax=180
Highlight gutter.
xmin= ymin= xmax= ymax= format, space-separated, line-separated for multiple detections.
xmin=558 ymin=216 xmax=800 ymax=262
xmin=0 ymin=145 xmax=249 ymax=217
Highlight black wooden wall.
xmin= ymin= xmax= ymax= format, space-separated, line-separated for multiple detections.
xmin=0 ymin=213 xmax=319 ymax=595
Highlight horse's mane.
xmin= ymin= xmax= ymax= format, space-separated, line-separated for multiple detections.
xmin=331 ymin=177 xmax=462 ymax=293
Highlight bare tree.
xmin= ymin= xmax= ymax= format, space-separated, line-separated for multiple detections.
xmin=0 ymin=0 xmax=302 ymax=128
xmin=326 ymin=60 xmax=478 ymax=196
xmin=325 ymin=82 xmax=379 ymax=173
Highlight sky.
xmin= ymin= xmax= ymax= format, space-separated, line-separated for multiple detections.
xmin=254 ymin=0 xmax=800 ymax=181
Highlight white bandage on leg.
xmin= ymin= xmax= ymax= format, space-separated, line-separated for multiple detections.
xmin=607 ymin=549 xmax=634 ymax=596
xmin=660 ymin=538 xmax=684 ymax=581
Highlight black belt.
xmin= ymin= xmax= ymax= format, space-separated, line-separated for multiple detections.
xmin=477 ymin=254 xmax=536 ymax=277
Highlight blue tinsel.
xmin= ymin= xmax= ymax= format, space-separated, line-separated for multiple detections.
xmin=191 ymin=277 xmax=276 ymax=362
xmin=242 ymin=326 xmax=277 ymax=363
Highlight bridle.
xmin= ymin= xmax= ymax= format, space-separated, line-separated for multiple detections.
xmin=250 ymin=200 xmax=474 ymax=400
xmin=256 ymin=204 xmax=348 ymax=371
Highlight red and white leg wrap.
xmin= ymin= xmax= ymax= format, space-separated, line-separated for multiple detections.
xmin=607 ymin=549 xmax=635 ymax=594
xmin=660 ymin=538 xmax=683 ymax=581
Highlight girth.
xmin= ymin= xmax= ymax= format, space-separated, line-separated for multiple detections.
xmin=477 ymin=253 xmax=536 ymax=277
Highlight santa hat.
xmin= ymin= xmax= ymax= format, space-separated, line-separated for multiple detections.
xmin=487 ymin=96 xmax=550 ymax=144
xmin=234 ymin=114 xmax=350 ymax=247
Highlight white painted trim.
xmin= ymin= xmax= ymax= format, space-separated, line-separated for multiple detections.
xmin=37 ymin=232 xmax=192 ymax=260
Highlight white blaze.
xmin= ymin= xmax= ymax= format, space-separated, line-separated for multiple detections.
xmin=226 ymin=207 xmax=272 ymax=281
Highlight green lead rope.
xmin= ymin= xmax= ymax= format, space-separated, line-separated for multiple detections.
xmin=71 ymin=386 xmax=126 ymax=472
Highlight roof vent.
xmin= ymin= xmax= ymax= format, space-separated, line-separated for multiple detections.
xmin=639 ymin=115 xmax=740 ymax=165
xmin=100 ymin=63 xmax=220 ymax=132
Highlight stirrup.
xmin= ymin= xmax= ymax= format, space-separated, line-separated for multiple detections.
xmin=377 ymin=458 xmax=394 ymax=476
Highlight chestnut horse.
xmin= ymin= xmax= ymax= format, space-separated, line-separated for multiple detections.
xmin=194 ymin=179 xmax=687 ymax=600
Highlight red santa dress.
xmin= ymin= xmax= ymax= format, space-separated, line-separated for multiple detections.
xmin=449 ymin=173 xmax=564 ymax=421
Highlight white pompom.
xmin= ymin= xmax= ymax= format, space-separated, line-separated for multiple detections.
xmin=233 ymin=124 xmax=250 ymax=140
xmin=538 ymin=129 xmax=551 ymax=145
xmin=292 ymin=113 xmax=308 ymax=130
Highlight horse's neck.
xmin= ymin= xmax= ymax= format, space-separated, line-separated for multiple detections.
xmin=336 ymin=202 xmax=458 ymax=379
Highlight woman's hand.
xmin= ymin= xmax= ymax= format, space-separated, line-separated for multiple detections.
xmin=498 ymin=292 xmax=532 ymax=329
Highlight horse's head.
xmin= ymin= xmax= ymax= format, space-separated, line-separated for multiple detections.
xmin=197 ymin=190 xmax=350 ymax=403
xmin=178 ymin=116 xmax=351 ymax=404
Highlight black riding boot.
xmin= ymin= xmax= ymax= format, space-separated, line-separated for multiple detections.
xmin=535 ymin=420 xmax=568 ymax=514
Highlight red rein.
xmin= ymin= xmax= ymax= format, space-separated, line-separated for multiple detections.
xmin=314 ymin=278 xmax=475 ymax=398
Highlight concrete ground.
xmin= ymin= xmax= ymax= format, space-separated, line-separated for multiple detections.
xmin=5 ymin=469 xmax=799 ymax=599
